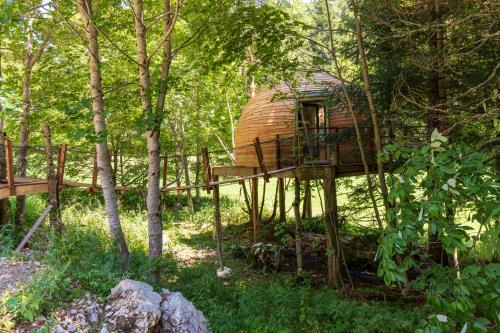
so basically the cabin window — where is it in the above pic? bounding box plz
[297,102,328,161]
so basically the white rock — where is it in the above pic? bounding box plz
[160,289,211,333]
[104,279,162,333]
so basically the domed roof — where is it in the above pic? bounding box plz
[234,71,346,168]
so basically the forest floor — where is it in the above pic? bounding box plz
[0,190,424,332]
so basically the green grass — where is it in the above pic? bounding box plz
[0,191,423,332]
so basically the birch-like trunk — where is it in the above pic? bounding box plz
[133,0,163,275]
[78,0,130,270]
[350,0,391,218]
[15,10,49,224]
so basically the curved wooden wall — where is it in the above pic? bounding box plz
[234,72,374,169]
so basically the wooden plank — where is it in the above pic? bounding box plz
[56,144,68,190]
[254,137,269,182]
[5,140,14,195]
[251,170,259,243]
[15,205,52,252]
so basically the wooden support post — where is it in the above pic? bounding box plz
[254,137,269,182]
[276,135,286,221]
[251,169,259,243]
[324,166,344,289]
[212,175,224,269]
[162,153,168,188]
[5,140,14,195]
[43,124,62,233]
[201,147,212,194]
[293,177,303,276]
[56,144,68,191]
[91,150,98,193]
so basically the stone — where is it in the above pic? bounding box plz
[104,279,162,333]
[160,289,211,333]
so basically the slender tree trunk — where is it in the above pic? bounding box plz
[179,107,194,212]
[324,167,345,289]
[427,0,448,264]
[15,56,33,224]
[350,0,391,219]
[133,0,163,280]
[15,11,49,224]
[78,0,130,270]
[43,124,62,233]
[194,87,201,202]
[293,178,303,276]
[324,0,383,231]
[0,35,8,226]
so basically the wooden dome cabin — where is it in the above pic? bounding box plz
[207,72,383,286]
[232,71,376,174]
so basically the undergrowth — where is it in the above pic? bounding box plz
[0,190,422,332]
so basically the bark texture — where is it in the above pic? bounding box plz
[324,0,383,231]
[78,0,130,269]
[15,16,49,224]
[350,0,391,219]
[43,124,62,233]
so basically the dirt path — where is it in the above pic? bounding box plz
[0,256,40,298]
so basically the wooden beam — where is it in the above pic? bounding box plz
[212,175,224,269]
[254,137,269,182]
[201,147,212,193]
[5,140,14,195]
[251,169,259,243]
[56,144,68,191]
[276,135,286,221]
[212,166,262,177]
[15,205,52,253]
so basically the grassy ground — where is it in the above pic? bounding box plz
[0,190,423,332]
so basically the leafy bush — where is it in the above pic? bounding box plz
[377,130,499,332]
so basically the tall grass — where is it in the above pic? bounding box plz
[0,191,422,332]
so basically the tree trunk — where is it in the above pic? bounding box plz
[133,0,163,281]
[0,37,8,226]
[15,11,49,224]
[78,0,130,270]
[293,178,303,276]
[178,107,194,213]
[427,0,448,264]
[324,0,383,231]
[324,167,344,289]
[302,180,312,219]
[350,0,391,219]
[194,87,201,202]
[15,61,33,224]
[43,124,62,233]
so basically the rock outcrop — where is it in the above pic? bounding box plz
[160,290,210,333]
[102,279,162,333]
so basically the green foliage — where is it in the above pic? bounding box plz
[377,131,499,331]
